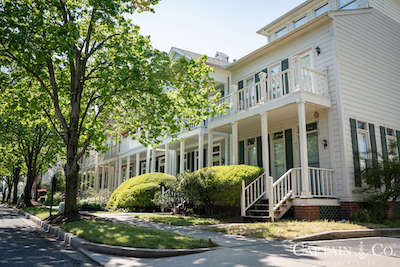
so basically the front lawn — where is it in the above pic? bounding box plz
[61,220,210,249]
[132,214,222,226]
[22,206,50,220]
[208,220,400,240]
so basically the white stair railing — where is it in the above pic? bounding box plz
[271,168,298,213]
[241,172,267,216]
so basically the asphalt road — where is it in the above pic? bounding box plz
[0,205,97,267]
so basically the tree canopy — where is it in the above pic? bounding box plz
[0,0,221,216]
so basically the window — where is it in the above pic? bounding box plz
[294,16,307,28]
[247,138,257,166]
[357,121,369,170]
[213,145,221,166]
[314,3,330,17]
[386,128,398,158]
[275,27,288,39]
[339,0,358,10]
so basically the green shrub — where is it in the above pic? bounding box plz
[107,173,176,210]
[78,200,102,211]
[179,165,263,212]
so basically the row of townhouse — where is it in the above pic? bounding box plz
[80,0,400,220]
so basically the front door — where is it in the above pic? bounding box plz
[307,131,320,168]
[273,132,286,178]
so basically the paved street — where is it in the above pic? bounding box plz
[0,206,97,267]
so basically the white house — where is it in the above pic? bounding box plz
[80,0,400,220]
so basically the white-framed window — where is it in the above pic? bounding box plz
[357,121,370,170]
[314,3,330,17]
[275,27,288,39]
[339,0,358,10]
[294,16,307,28]
[247,138,258,167]
[386,128,398,159]
[213,145,221,166]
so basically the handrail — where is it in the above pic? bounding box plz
[241,172,267,215]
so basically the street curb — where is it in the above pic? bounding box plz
[290,228,400,242]
[16,209,213,259]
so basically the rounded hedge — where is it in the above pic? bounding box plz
[107,173,176,210]
[180,165,264,209]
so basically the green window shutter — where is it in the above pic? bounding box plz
[238,80,243,90]
[155,156,159,172]
[203,149,207,168]
[396,130,400,157]
[285,129,293,170]
[350,118,361,187]
[281,59,289,94]
[368,124,378,164]
[177,155,180,173]
[239,141,245,164]
[380,126,388,161]
[256,136,263,167]
[191,151,195,171]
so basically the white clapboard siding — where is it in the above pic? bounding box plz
[334,8,400,198]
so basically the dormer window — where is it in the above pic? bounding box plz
[275,27,288,39]
[339,0,358,10]
[294,16,307,28]
[314,3,330,17]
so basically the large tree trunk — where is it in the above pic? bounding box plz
[23,169,35,207]
[2,186,7,202]
[12,167,21,204]
[64,133,80,217]
[6,183,12,203]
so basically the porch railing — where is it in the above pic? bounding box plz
[241,167,335,219]
[212,66,328,121]
[308,167,335,197]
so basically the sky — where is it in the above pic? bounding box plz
[131,0,307,61]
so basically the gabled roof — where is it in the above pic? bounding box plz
[169,47,230,68]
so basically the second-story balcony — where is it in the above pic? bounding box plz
[212,64,329,122]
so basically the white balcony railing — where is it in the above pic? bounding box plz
[211,65,328,121]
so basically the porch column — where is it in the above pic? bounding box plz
[224,136,229,165]
[114,161,118,189]
[151,148,156,173]
[117,157,122,186]
[260,111,270,176]
[145,147,151,174]
[298,101,311,197]
[207,129,213,167]
[101,166,105,191]
[198,133,204,169]
[232,121,239,164]
[180,141,185,174]
[136,152,140,176]
[94,165,99,193]
[126,155,130,180]
[107,165,112,191]
[165,143,170,174]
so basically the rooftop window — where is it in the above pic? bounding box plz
[275,27,288,39]
[314,3,330,17]
[339,0,358,10]
[294,16,307,28]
